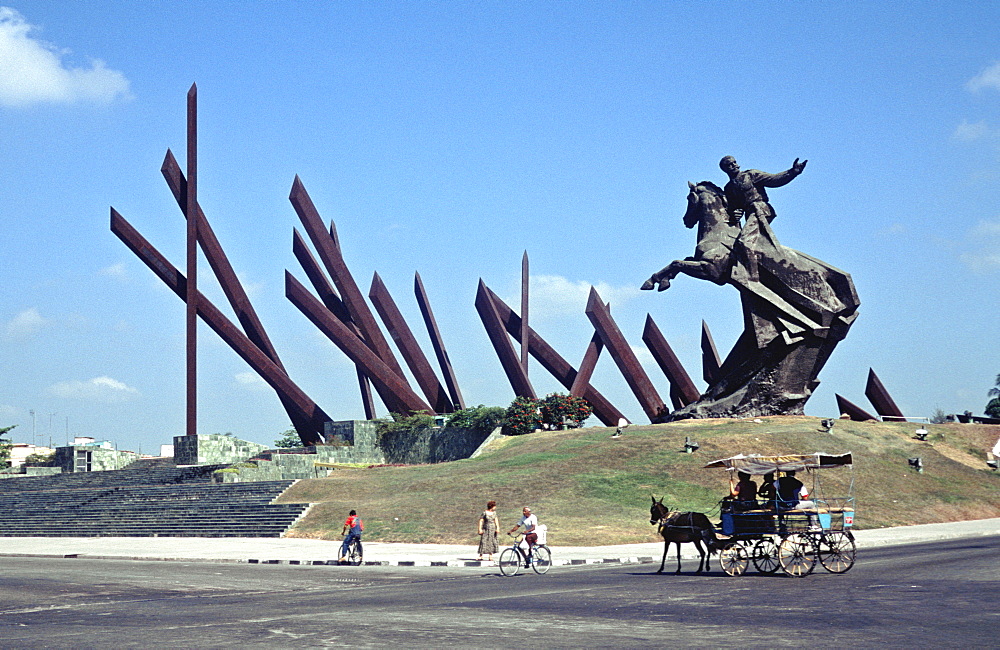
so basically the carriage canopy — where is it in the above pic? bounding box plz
[703,452,852,475]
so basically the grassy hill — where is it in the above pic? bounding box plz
[276,416,1000,546]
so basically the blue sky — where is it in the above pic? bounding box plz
[2,2,998,453]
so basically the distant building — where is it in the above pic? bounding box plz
[8,443,54,468]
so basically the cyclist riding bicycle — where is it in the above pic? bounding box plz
[507,506,540,565]
[338,509,363,564]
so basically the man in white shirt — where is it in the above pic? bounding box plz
[508,506,539,565]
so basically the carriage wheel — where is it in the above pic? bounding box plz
[719,541,750,576]
[498,548,521,576]
[778,533,816,577]
[818,531,856,574]
[752,537,781,574]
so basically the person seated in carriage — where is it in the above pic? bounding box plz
[729,472,758,512]
[757,471,777,508]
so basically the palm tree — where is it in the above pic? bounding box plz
[987,374,1000,418]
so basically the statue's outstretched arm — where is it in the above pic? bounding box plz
[756,158,807,188]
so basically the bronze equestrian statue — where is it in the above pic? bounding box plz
[642,157,860,419]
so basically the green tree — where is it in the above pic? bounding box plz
[274,428,303,448]
[445,405,505,435]
[0,424,16,468]
[986,374,1000,418]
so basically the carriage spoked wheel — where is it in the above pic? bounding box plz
[751,537,781,574]
[719,541,750,576]
[778,533,817,577]
[817,531,856,573]
[498,548,521,576]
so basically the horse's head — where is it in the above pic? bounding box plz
[650,496,668,525]
[683,181,725,229]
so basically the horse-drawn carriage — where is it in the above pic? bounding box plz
[708,452,857,577]
[650,451,856,577]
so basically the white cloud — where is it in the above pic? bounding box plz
[0,7,131,108]
[234,371,269,390]
[953,120,994,142]
[4,307,49,339]
[514,275,641,321]
[959,218,1000,273]
[99,262,128,280]
[47,376,139,403]
[967,61,1000,92]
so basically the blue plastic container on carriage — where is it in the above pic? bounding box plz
[721,513,735,535]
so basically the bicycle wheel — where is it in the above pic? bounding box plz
[498,548,521,576]
[778,533,817,577]
[818,531,856,574]
[531,545,552,574]
[347,540,363,566]
[719,541,749,576]
[752,537,781,574]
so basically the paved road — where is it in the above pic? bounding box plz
[0,536,996,647]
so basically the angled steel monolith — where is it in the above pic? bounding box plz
[585,287,668,423]
[835,394,877,422]
[483,286,623,426]
[475,280,535,399]
[642,315,700,407]
[865,368,905,421]
[414,272,465,411]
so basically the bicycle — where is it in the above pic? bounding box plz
[341,537,363,566]
[498,533,551,575]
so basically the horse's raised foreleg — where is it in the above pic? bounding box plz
[641,260,684,292]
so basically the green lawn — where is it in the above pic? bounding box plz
[277,416,1000,545]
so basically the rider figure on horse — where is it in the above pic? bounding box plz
[719,155,807,226]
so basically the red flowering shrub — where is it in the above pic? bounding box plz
[539,393,592,429]
[502,396,542,436]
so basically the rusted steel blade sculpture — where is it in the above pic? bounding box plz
[700,320,722,385]
[570,331,603,399]
[185,84,198,437]
[475,280,535,399]
[286,272,434,414]
[111,209,328,444]
[414,272,465,410]
[288,176,415,415]
[370,272,453,413]
[865,368,905,421]
[162,151,322,440]
[288,177,407,381]
[642,315,700,407]
[482,286,623,426]
[585,287,669,423]
[521,251,529,374]
[835,394,877,421]
[292,228,376,419]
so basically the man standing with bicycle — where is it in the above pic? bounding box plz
[508,506,539,565]
[338,509,363,564]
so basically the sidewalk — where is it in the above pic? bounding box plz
[1,518,997,568]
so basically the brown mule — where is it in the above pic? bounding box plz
[650,496,722,574]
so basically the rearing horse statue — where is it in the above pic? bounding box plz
[641,181,739,291]
[641,175,860,419]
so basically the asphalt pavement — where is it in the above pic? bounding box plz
[1,517,997,568]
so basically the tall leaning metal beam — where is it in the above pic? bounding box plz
[292,228,376,419]
[161,151,320,441]
[642,315,700,408]
[836,394,878,422]
[586,287,668,423]
[288,176,412,414]
[370,272,453,413]
[701,320,722,385]
[475,280,535,399]
[286,272,434,414]
[484,286,623,426]
[414,272,465,410]
[185,84,198,437]
[111,209,327,444]
[865,368,905,421]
